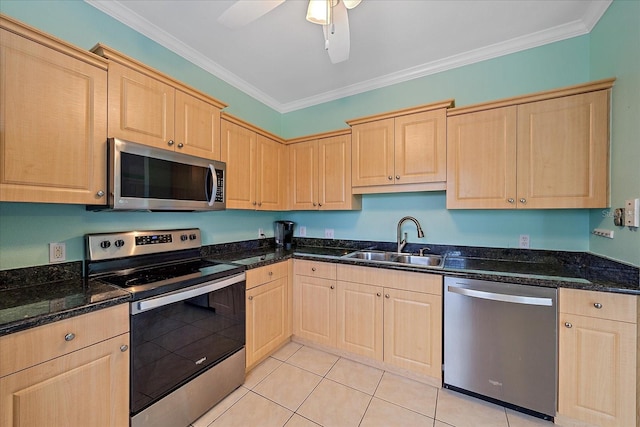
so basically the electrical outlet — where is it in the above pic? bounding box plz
[518,235,530,249]
[258,228,265,238]
[324,228,335,239]
[299,226,307,237]
[49,242,66,263]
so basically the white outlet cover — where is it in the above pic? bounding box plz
[49,242,66,263]
[518,235,530,249]
[299,226,307,237]
[325,228,335,239]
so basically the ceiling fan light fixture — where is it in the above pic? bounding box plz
[343,0,362,9]
[306,0,338,25]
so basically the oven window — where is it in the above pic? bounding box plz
[120,152,211,201]
[130,280,245,415]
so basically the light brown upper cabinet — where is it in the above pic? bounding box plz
[0,15,108,205]
[221,115,288,210]
[289,131,361,210]
[92,44,226,160]
[447,79,615,209]
[347,100,453,194]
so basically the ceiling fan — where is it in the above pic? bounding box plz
[218,0,363,64]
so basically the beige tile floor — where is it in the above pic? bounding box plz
[192,342,554,427]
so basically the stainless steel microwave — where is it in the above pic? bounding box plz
[90,138,226,211]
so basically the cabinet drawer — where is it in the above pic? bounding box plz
[293,260,337,280]
[0,304,129,377]
[337,264,442,295]
[246,261,289,290]
[559,288,637,323]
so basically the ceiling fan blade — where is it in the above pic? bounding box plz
[218,0,286,29]
[323,1,350,63]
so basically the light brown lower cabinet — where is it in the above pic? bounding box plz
[0,305,129,427]
[293,260,442,381]
[336,265,442,380]
[557,288,638,427]
[245,261,291,369]
[292,261,338,347]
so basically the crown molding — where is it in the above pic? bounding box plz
[85,0,612,114]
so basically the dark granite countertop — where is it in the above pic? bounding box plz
[0,262,131,336]
[206,238,639,295]
[1,238,637,337]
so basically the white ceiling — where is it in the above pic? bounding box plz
[85,0,612,113]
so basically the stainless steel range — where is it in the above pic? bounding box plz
[85,229,246,427]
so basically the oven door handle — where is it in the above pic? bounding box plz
[132,273,245,315]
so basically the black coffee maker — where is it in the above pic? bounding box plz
[274,220,295,250]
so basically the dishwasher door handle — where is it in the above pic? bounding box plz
[447,285,554,306]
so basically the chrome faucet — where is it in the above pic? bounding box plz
[397,216,425,253]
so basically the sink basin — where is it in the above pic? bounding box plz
[343,250,444,269]
[346,251,396,261]
[393,254,443,267]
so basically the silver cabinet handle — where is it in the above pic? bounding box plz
[564,322,573,328]
[396,175,400,180]
[248,296,253,301]
[376,292,381,297]
[520,198,527,204]
[96,190,105,197]
[252,201,257,206]
[120,345,128,352]
[311,267,316,272]
[388,176,393,180]
[385,294,390,298]
[313,203,317,206]
[330,285,335,289]
[508,198,515,204]
[64,333,75,341]
[594,303,603,309]
[167,140,175,146]
[318,203,322,207]
[177,142,184,148]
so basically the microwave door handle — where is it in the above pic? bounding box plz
[206,164,216,206]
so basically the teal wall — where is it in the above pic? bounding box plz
[0,0,638,269]
[588,0,640,266]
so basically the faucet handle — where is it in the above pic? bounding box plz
[418,247,431,256]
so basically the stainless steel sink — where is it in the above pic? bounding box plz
[346,251,397,261]
[394,254,443,267]
[343,250,444,269]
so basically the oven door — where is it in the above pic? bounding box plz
[130,273,245,416]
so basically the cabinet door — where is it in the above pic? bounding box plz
[446,106,517,209]
[107,62,175,151]
[394,110,446,184]
[351,118,395,187]
[517,91,610,208]
[384,289,442,379]
[246,277,288,369]
[0,334,129,427]
[290,140,318,210]
[558,313,636,427]
[221,119,256,209]
[256,135,287,210]
[336,281,383,360]
[0,29,107,204]
[318,134,358,210]
[293,275,336,347]
[174,90,221,160]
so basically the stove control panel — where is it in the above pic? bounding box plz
[86,229,202,261]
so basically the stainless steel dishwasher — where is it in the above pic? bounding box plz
[444,277,557,420]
